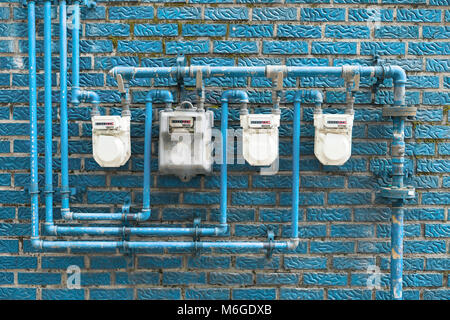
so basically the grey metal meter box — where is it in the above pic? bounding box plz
[158,105,214,181]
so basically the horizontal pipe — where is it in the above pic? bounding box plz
[45,224,220,237]
[34,239,294,251]
[110,65,387,81]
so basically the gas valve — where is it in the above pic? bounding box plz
[314,113,354,166]
[158,102,213,181]
[92,115,131,167]
[240,113,280,166]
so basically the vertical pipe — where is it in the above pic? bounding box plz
[142,100,152,218]
[391,200,404,300]
[390,115,406,300]
[292,100,300,239]
[44,0,53,226]
[220,100,228,227]
[28,0,39,241]
[391,118,405,189]
[71,1,80,98]
[59,0,70,215]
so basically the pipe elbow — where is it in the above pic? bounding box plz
[136,210,151,222]
[31,238,42,249]
[44,223,57,236]
[146,90,174,103]
[221,90,249,103]
[387,65,407,85]
[87,91,100,105]
[287,238,300,250]
[216,224,229,236]
[71,87,81,105]
[61,210,73,220]
[293,90,323,105]
[309,89,324,106]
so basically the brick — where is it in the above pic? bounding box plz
[256,273,299,285]
[17,272,61,286]
[277,25,321,38]
[85,23,129,36]
[263,41,308,55]
[409,42,450,55]
[42,289,84,300]
[397,9,441,22]
[232,288,276,300]
[230,25,273,38]
[0,288,36,300]
[157,7,202,20]
[375,26,418,39]
[205,8,248,20]
[166,41,209,54]
[312,42,357,55]
[134,24,178,37]
[349,9,393,22]
[117,41,162,53]
[284,257,327,270]
[162,272,206,285]
[301,8,345,21]
[252,8,296,21]
[214,41,258,54]
[90,289,133,300]
[138,288,181,300]
[209,272,253,285]
[331,225,374,238]
[325,25,370,39]
[303,273,347,286]
[185,289,229,300]
[182,24,226,37]
[329,289,372,300]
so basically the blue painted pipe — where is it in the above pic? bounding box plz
[36,240,290,251]
[59,0,70,218]
[390,116,406,300]
[220,90,249,233]
[70,0,100,114]
[28,0,39,244]
[71,0,80,103]
[293,90,323,239]
[110,65,405,106]
[43,0,53,230]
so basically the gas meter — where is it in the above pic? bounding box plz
[158,102,214,181]
[314,113,354,166]
[240,113,280,166]
[92,115,131,167]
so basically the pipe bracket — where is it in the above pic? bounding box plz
[383,106,417,118]
[266,227,275,259]
[380,186,415,200]
[193,216,201,256]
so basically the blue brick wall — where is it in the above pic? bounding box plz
[0,0,448,301]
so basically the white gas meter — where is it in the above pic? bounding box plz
[240,113,280,166]
[314,113,354,166]
[92,115,131,167]
[158,104,213,181]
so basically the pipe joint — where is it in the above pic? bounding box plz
[145,90,174,103]
[136,210,151,222]
[220,90,249,104]
[385,65,407,86]
[44,223,57,236]
[287,238,300,250]
[266,65,287,78]
[31,237,42,249]
[61,209,73,220]
[216,224,229,236]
